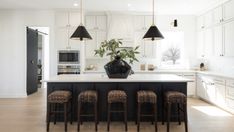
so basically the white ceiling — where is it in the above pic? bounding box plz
[0,0,228,15]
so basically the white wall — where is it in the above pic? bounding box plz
[0,10,56,98]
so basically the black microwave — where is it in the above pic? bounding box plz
[58,50,80,64]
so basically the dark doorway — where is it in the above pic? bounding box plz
[27,27,38,95]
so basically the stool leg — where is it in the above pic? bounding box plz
[167,102,171,132]
[77,101,81,132]
[54,104,57,125]
[95,101,98,132]
[124,102,128,132]
[64,103,68,132]
[47,103,51,132]
[178,103,181,125]
[162,102,165,125]
[137,103,141,132]
[154,103,157,132]
[183,103,188,132]
[70,99,73,124]
[107,103,111,132]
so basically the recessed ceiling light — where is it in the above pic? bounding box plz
[127,3,132,7]
[73,3,78,7]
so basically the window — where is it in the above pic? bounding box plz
[156,31,187,69]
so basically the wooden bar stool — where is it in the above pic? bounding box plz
[137,90,157,132]
[47,90,72,132]
[162,91,188,132]
[107,90,127,132]
[77,90,98,132]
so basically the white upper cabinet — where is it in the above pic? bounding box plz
[85,16,96,30]
[55,12,80,27]
[204,28,213,57]
[213,25,223,56]
[134,16,145,31]
[85,31,97,58]
[224,21,234,57]
[197,16,205,30]
[134,15,152,31]
[96,16,107,30]
[223,0,234,21]
[69,12,80,27]
[197,31,205,58]
[213,6,223,25]
[85,15,107,30]
[55,12,69,27]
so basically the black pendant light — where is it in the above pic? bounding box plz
[70,0,92,41]
[143,0,164,41]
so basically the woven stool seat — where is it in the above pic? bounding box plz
[48,90,71,103]
[164,91,186,103]
[137,90,157,103]
[78,90,97,103]
[108,90,127,103]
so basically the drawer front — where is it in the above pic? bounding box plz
[227,86,234,99]
[213,78,225,85]
[226,79,234,87]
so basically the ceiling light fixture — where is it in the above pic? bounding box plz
[127,3,131,7]
[143,0,164,41]
[70,0,92,41]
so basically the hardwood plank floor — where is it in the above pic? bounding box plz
[0,89,234,132]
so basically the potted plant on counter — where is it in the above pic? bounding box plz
[94,39,140,78]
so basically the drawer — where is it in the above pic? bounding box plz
[226,79,234,87]
[213,78,225,85]
[226,86,234,99]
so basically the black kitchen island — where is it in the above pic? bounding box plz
[45,74,191,122]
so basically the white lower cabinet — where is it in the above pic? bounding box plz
[197,73,234,114]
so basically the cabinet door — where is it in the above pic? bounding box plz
[55,12,69,27]
[197,76,206,99]
[96,16,107,30]
[144,15,153,29]
[204,11,213,27]
[134,31,144,58]
[69,12,80,27]
[55,28,69,49]
[144,41,156,58]
[204,28,213,57]
[197,31,205,58]
[85,31,96,58]
[85,16,96,30]
[213,25,223,56]
[96,31,107,50]
[224,21,234,57]
[213,6,223,25]
[206,83,216,103]
[223,0,234,21]
[69,27,82,49]
[197,16,204,30]
[183,74,196,96]
[215,83,226,107]
[134,16,145,31]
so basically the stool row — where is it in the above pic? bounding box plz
[46,90,188,132]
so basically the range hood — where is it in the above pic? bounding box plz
[107,13,134,47]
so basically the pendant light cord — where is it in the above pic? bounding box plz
[153,0,155,25]
[80,0,83,25]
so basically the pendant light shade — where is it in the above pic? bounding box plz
[143,0,164,41]
[70,24,92,41]
[143,25,164,41]
[70,0,92,41]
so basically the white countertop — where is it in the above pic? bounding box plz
[83,69,196,73]
[43,74,193,83]
[197,71,234,79]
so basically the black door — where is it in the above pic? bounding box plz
[27,27,38,95]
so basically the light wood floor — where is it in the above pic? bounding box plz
[0,89,234,132]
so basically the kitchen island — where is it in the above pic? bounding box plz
[44,74,192,121]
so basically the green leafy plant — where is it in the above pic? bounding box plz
[94,39,140,64]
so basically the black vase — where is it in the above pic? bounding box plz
[104,56,131,78]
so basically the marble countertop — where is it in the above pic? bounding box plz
[83,69,196,73]
[43,74,193,83]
